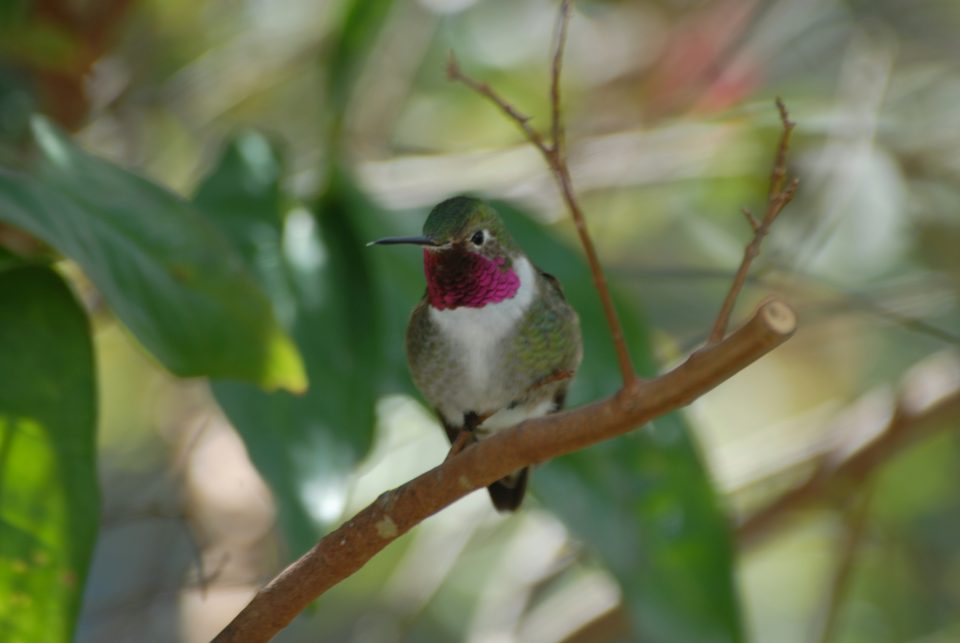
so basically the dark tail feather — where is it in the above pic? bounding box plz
[487,467,529,512]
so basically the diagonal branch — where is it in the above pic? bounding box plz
[445,53,550,154]
[447,0,637,387]
[737,351,960,547]
[213,300,797,643]
[709,98,798,343]
[810,487,873,643]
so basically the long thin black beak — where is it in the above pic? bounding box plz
[366,235,436,247]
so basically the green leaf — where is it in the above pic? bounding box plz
[0,266,98,643]
[536,422,743,643]
[330,174,428,397]
[0,117,305,391]
[197,139,384,551]
[326,0,394,136]
[494,202,744,643]
[0,245,22,272]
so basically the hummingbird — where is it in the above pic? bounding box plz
[371,196,582,511]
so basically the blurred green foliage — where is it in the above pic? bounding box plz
[0,119,305,391]
[503,203,742,640]
[0,266,97,643]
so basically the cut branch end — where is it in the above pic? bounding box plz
[759,299,798,336]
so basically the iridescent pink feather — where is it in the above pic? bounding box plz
[424,249,520,310]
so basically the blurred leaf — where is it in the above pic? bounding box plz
[0,70,35,158]
[493,202,743,642]
[192,0,400,544]
[326,0,394,139]
[191,131,292,323]
[536,421,743,643]
[0,245,22,272]
[0,266,98,643]
[332,174,427,396]
[0,116,305,392]
[197,138,386,551]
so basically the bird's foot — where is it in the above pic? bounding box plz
[444,410,492,461]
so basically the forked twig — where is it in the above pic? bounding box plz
[709,98,798,344]
[447,0,637,387]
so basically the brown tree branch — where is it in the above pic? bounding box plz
[547,351,959,640]
[447,0,637,386]
[213,299,797,642]
[709,97,798,343]
[810,487,873,643]
[737,351,960,547]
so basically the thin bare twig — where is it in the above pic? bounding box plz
[709,97,798,343]
[550,0,571,161]
[446,54,549,153]
[447,0,637,387]
[212,300,796,643]
[769,98,794,199]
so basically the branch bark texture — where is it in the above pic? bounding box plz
[213,300,797,643]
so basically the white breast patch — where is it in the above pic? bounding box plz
[429,255,537,408]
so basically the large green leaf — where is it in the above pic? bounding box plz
[197,138,386,551]
[0,117,305,391]
[494,202,743,642]
[0,266,98,643]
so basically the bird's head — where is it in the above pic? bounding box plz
[370,197,524,310]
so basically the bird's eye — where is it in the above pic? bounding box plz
[470,230,485,246]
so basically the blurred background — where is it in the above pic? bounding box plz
[2,0,960,642]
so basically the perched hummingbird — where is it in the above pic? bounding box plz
[371,197,582,511]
